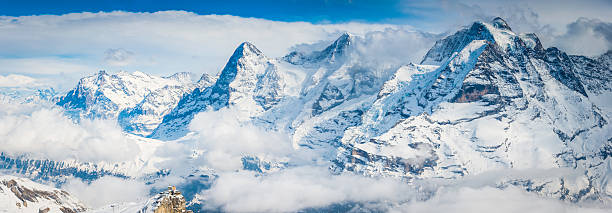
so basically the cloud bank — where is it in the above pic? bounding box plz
[392,186,608,213]
[62,176,149,209]
[0,11,399,79]
[0,74,41,87]
[0,100,141,163]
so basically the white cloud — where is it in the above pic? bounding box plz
[391,186,609,213]
[62,176,150,209]
[201,166,413,212]
[0,100,141,163]
[1,9,608,88]
[199,166,608,212]
[0,74,40,87]
[553,18,612,56]
[0,11,399,79]
[187,108,294,172]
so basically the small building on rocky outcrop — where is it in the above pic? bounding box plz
[145,186,192,213]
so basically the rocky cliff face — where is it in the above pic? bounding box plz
[140,186,192,213]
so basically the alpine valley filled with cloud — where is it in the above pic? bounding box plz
[0,0,611,212]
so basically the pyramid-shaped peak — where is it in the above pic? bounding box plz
[314,32,354,62]
[237,41,263,56]
[492,17,512,31]
[333,32,353,47]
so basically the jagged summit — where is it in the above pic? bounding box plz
[215,41,268,87]
[150,40,276,139]
[320,32,352,61]
[164,72,197,83]
[491,17,511,30]
[234,41,263,58]
[420,17,522,65]
[284,32,354,64]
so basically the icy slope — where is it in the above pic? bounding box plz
[150,42,296,139]
[0,175,87,212]
[153,33,398,148]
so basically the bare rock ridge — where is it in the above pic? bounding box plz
[142,186,192,213]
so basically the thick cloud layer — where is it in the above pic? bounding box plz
[0,11,399,86]
[392,186,608,213]
[554,18,612,56]
[0,74,42,87]
[188,108,294,172]
[202,166,414,212]
[62,176,149,208]
[0,99,141,163]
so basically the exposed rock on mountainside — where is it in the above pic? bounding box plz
[140,186,192,213]
[0,175,87,213]
[331,18,612,202]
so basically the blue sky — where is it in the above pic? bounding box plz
[1,0,411,23]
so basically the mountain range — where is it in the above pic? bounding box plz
[1,17,611,212]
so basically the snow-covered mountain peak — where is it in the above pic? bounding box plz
[195,73,217,89]
[235,41,263,58]
[313,32,353,63]
[214,41,270,91]
[283,32,354,65]
[420,17,520,65]
[491,17,511,31]
[164,72,197,84]
[57,70,196,121]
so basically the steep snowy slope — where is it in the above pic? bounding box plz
[0,175,87,212]
[57,71,196,135]
[332,18,612,203]
[153,33,398,147]
[150,42,297,139]
[118,73,215,136]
